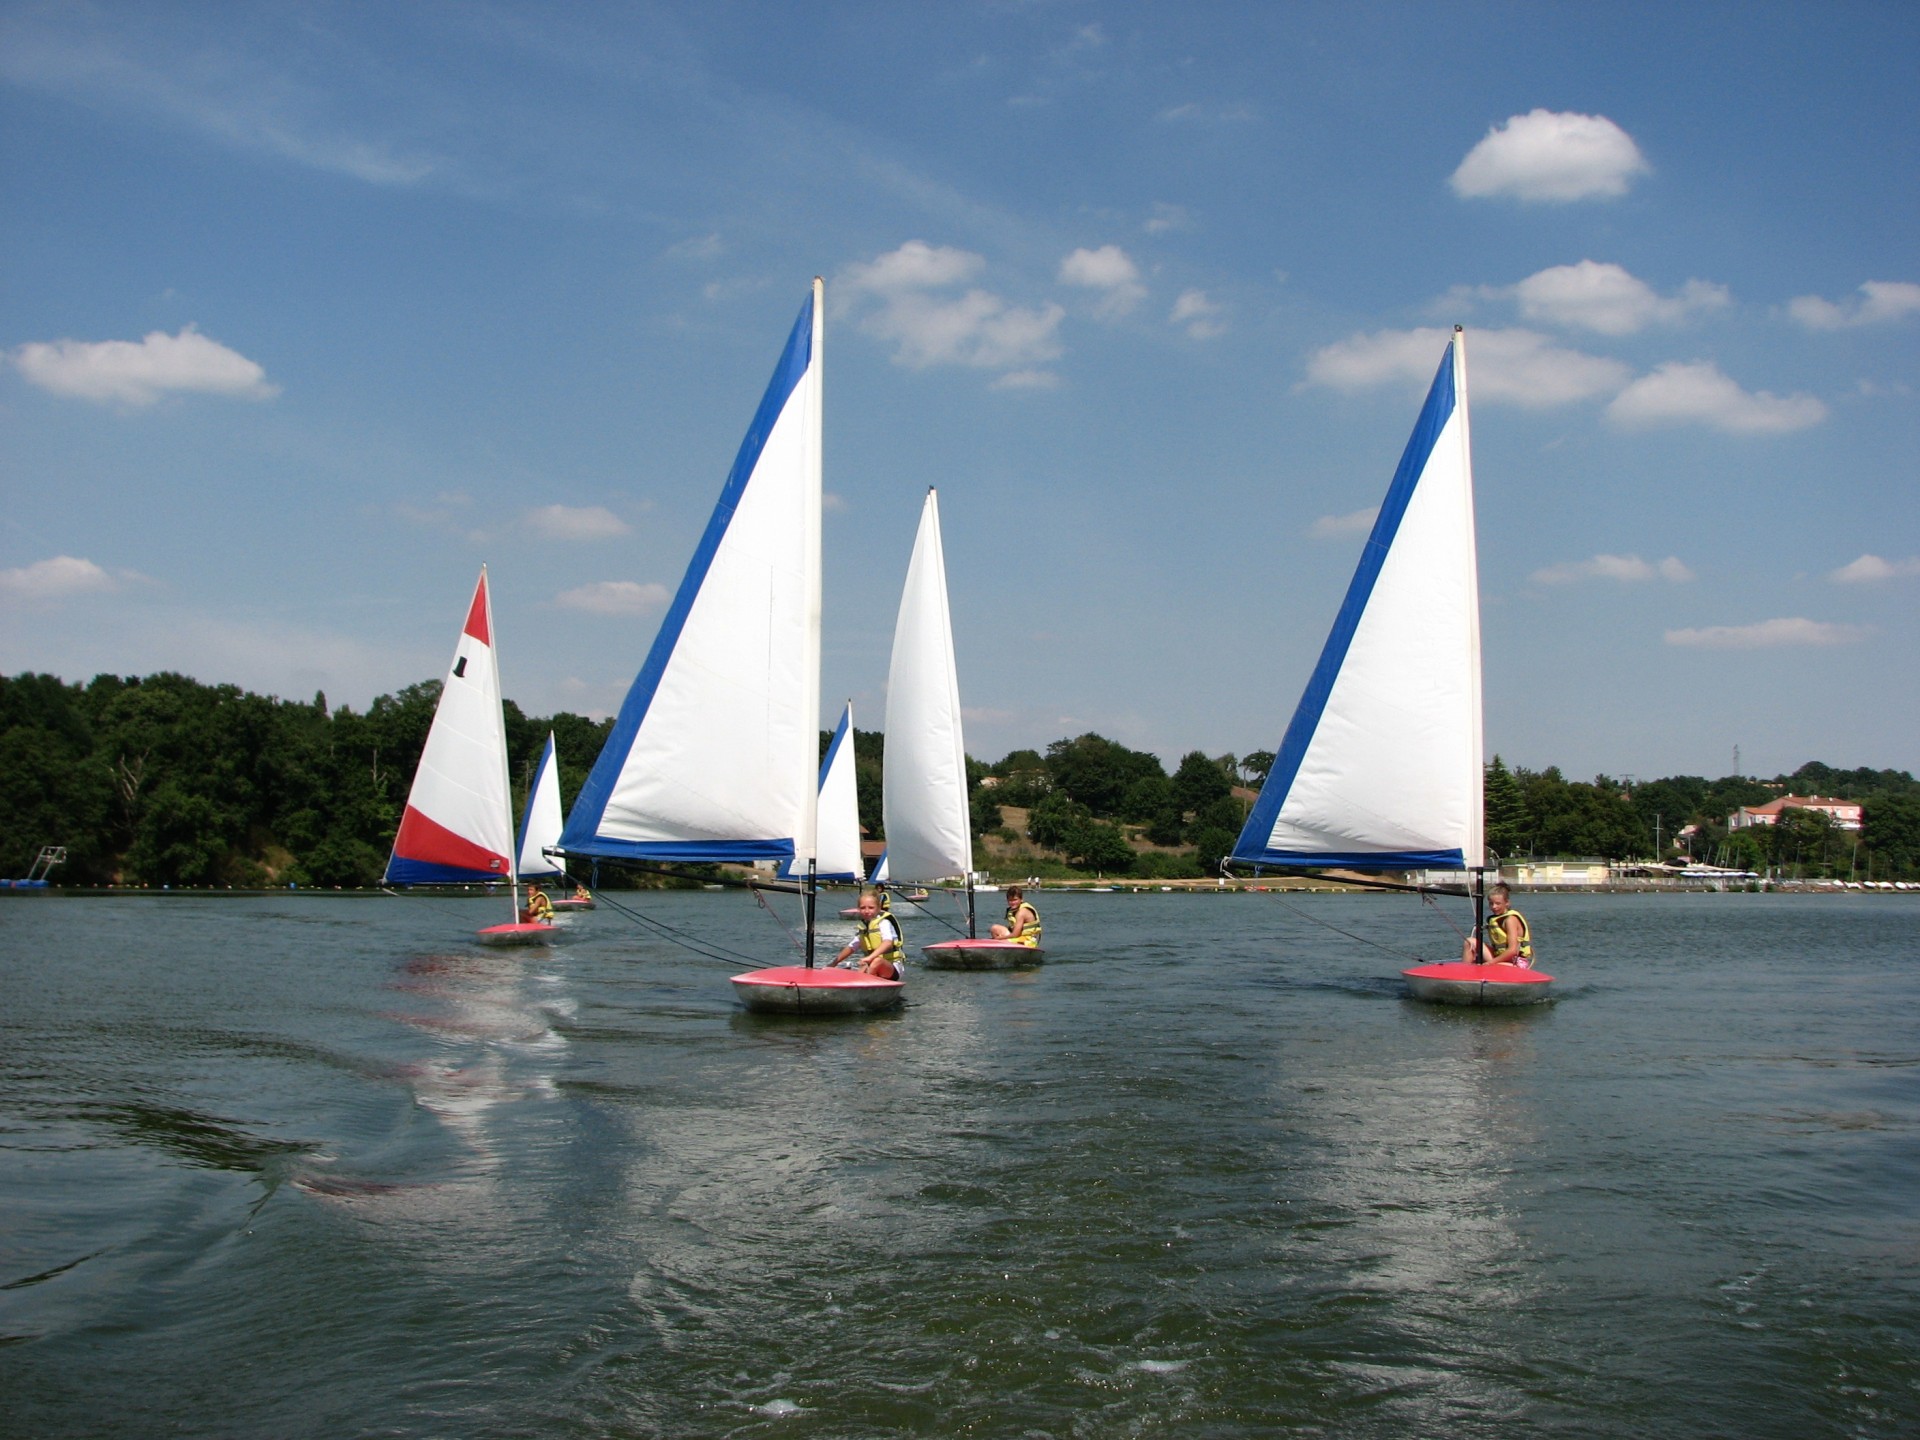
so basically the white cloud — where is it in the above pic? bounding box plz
[1665,617,1866,649]
[1169,289,1226,340]
[1530,554,1695,585]
[1829,554,1920,583]
[1310,507,1378,539]
[1144,202,1192,234]
[990,369,1062,391]
[1305,326,1631,407]
[1507,261,1729,335]
[838,240,983,298]
[11,325,278,406]
[666,233,725,261]
[1788,280,1920,330]
[553,580,670,616]
[1059,245,1146,318]
[0,555,124,601]
[1606,361,1827,434]
[523,505,630,541]
[1451,109,1650,202]
[0,23,434,187]
[837,242,1063,374]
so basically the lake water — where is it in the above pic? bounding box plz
[2,890,1916,1437]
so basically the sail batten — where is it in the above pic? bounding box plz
[1234,335,1484,872]
[560,283,824,865]
[881,489,973,886]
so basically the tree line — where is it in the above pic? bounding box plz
[2,670,1915,886]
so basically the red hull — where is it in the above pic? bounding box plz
[476,921,556,947]
[1402,961,1553,1006]
[921,938,1044,969]
[730,964,904,1015]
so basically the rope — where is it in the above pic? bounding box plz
[556,864,772,967]
[1419,889,1476,945]
[751,885,811,958]
[1259,887,1435,964]
[887,888,967,937]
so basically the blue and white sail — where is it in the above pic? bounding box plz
[780,702,863,882]
[560,281,824,865]
[881,489,974,886]
[515,732,566,880]
[1233,331,1485,871]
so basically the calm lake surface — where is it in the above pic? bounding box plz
[2,890,1915,1437]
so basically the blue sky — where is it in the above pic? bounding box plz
[3,0,1915,782]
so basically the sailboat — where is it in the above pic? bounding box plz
[516,733,591,910]
[877,489,1036,970]
[789,701,864,894]
[556,280,899,1014]
[1229,328,1551,1004]
[385,567,554,947]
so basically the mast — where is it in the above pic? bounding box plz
[1456,326,1489,945]
[801,275,825,964]
[1456,324,1487,885]
[482,565,522,926]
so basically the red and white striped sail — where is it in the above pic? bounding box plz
[385,569,517,886]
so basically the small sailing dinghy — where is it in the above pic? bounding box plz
[556,281,899,1014]
[516,734,592,910]
[1228,329,1550,1004]
[784,701,865,889]
[385,568,554,947]
[879,490,1038,971]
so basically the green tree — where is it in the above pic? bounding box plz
[1046,733,1164,817]
[1862,795,1920,879]
[1064,819,1132,872]
[1484,755,1528,859]
[1028,793,1093,849]
[1170,750,1231,819]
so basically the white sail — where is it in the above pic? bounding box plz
[881,489,973,885]
[781,702,863,882]
[515,732,565,879]
[385,568,517,885]
[561,281,824,866]
[1233,332,1485,871]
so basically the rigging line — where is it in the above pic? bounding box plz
[1259,887,1431,963]
[751,885,810,957]
[887,892,965,937]
[1419,890,1475,944]
[555,864,764,967]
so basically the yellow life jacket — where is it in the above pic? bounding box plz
[1487,908,1531,961]
[524,890,553,921]
[1006,898,1042,947]
[857,912,903,964]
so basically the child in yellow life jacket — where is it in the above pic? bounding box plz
[990,886,1042,947]
[835,888,903,979]
[522,884,554,923]
[1462,882,1532,967]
